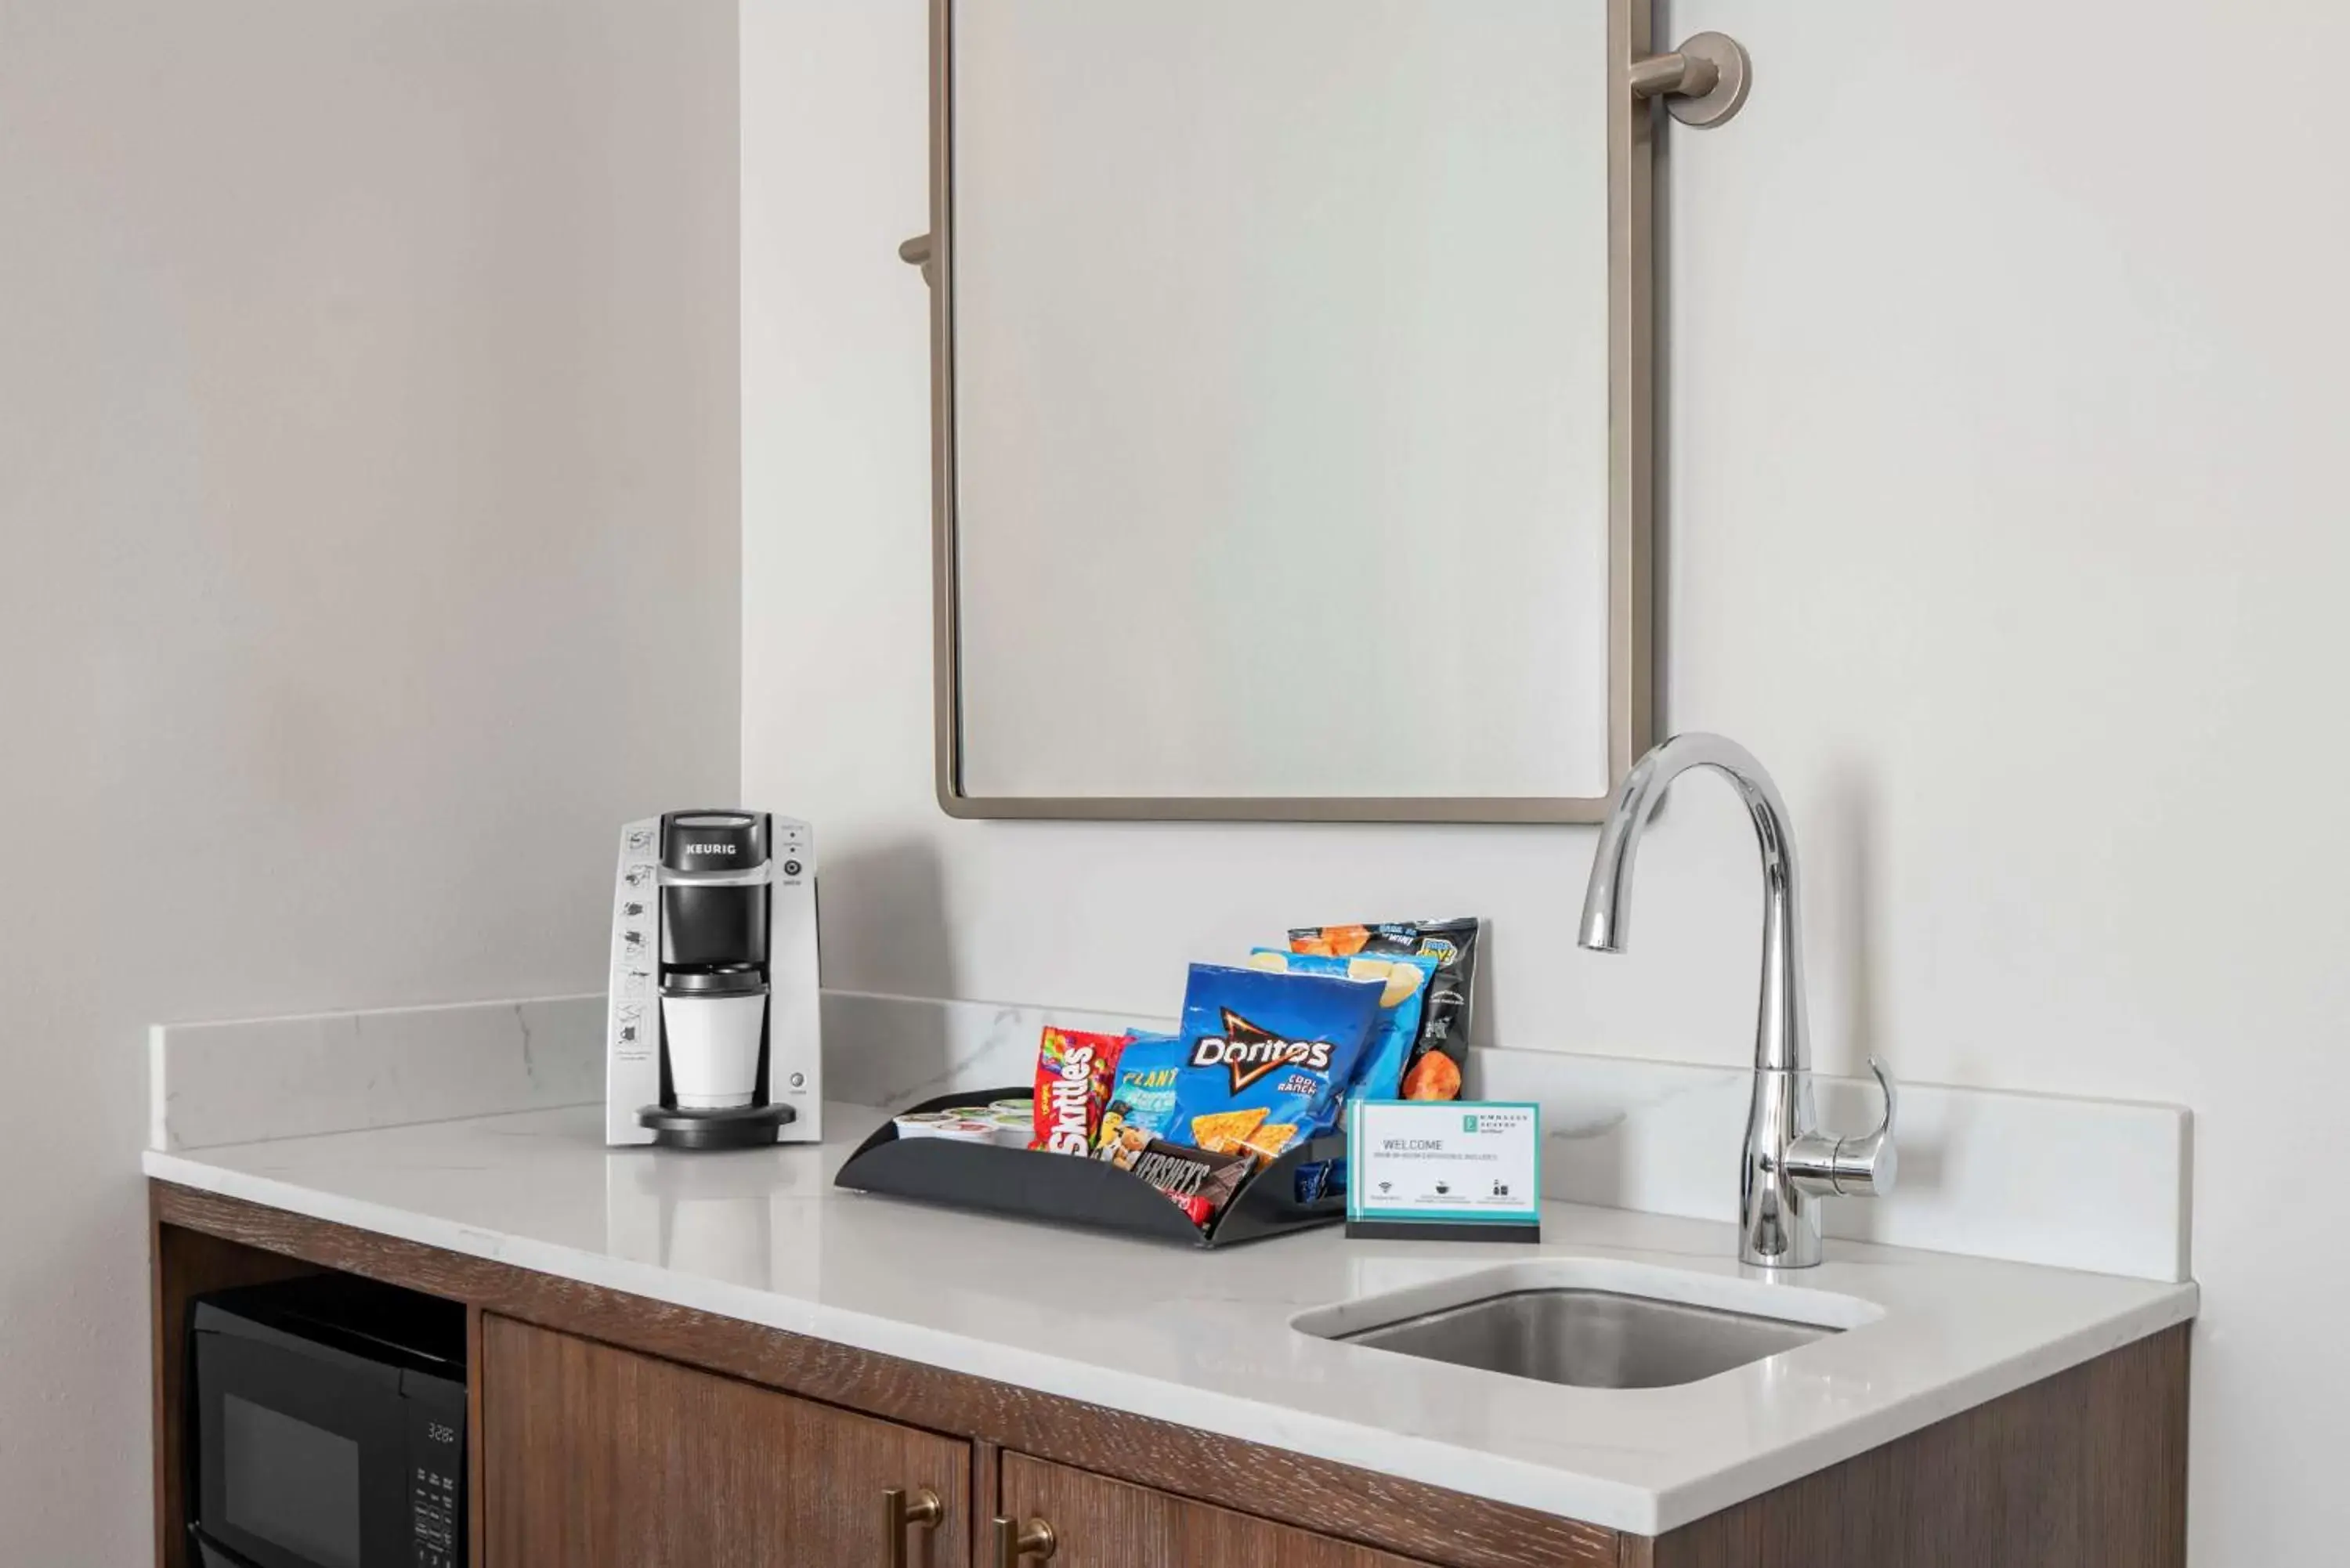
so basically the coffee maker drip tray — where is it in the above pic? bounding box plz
[636,1102,798,1151]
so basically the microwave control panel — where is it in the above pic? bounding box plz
[408,1405,465,1566]
[411,1461,460,1565]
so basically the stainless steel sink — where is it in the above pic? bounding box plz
[1332,1286,1838,1389]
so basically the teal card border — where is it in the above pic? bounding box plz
[1347,1099,1543,1224]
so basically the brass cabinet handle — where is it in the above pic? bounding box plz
[992,1515,1058,1566]
[884,1487,945,1568]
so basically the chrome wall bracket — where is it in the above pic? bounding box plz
[1630,31,1752,128]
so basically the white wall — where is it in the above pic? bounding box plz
[0,2,740,1559]
[743,0,2350,1557]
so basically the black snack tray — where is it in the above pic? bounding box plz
[833,1088,1345,1248]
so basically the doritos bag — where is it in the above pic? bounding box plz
[1165,963,1383,1167]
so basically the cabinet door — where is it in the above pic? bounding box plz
[483,1315,970,1568]
[999,1453,1441,1568]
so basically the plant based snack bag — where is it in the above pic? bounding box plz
[1167,963,1383,1167]
[1029,1028,1126,1154]
[1129,1138,1252,1229]
[1095,1033,1186,1170]
[1289,919,1481,1100]
[1246,948,1438,1103]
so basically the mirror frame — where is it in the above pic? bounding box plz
[912,0,1657,823]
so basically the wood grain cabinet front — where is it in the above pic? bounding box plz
[996,1451,1441,1568]
[481,1315,972,1568]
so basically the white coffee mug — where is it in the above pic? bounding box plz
[662,991,767,1109]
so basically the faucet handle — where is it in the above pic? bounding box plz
[1788,1057,1899,1198]
[1847,1057,1898,1196]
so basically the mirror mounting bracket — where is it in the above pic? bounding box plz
[1630,31,1753,128]
[897,233,935,287]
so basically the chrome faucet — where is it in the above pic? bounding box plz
[1578,733,1896,1269]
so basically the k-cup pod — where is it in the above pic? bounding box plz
[891,1111,958,1140]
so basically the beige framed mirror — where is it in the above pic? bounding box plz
[905,0,1741,822]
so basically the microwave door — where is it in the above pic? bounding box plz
[190,1328,412,1568]
[186,1523,269,1568]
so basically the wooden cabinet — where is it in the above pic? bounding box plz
[481,1315,971,1568]
[997,1452,1438,1568]
[153,1185,2189,1568]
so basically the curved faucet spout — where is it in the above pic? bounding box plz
[1576,734,1890,1269]
[1576,732,1809,1075]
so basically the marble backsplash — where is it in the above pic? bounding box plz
[816,990,2190,1283]
[146,988,1137,1153]
[150,995,605,1153]
[151,987,2190,1282]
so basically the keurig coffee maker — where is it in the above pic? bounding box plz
[605,811,822,1148]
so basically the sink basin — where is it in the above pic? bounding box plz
[1295,1259,1882,1390]
[1332,1287,1835,1389]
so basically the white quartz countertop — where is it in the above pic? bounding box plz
[145,1104,2197,1536]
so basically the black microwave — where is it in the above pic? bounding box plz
[185,1274,466,1568]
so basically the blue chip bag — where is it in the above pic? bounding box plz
[1095,1032,1187,1169]
[1167,963,1384,1166]
[1247,948,1438,1104]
